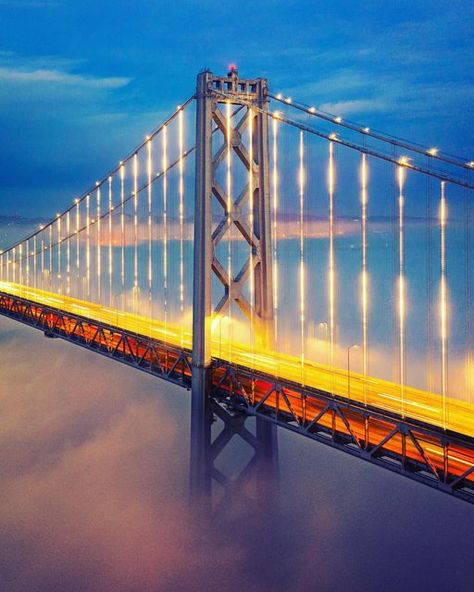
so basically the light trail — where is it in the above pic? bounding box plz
[440,181,448,429]
[397,165,406,417]
[1,278,473,439]
[361,152,369,404]
[299,130,305,385]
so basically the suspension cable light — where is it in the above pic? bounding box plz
[299,130,306,385]
[108,176,113,307]
[41,238,44,291]
[272,113,279,349]
[19,242,23,288]
[33,235,37,290]
[26,239,30,287]
[397,164,406,417]
[147,137,153,321]
[226,100,233,362]
[440,181,448,428]
[66,211,71,295]
[120,163,125,307]
[86,194,91,298]
[249,106,255,362]
[178,108,185,345]
[96,184,101,304]
[162,126,168,334]
[133,153,139,313]
[49,224,53,290]
[328,141,336,392]
[361,153,369,403]
[76,200,80,296]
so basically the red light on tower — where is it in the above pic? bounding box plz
[228,63,238,76]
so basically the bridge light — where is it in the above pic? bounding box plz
[56,213,60,218]
[74,198,79,204]
[427,147,438,156]
[309,106,316,113]
[467,161,474,168]
[276,93,283,100]
[363,127,370,133]
[285,97,292,104]
[96,181,100,186]
[334,116,342,123]
[329,133,338,141]
[398,156,411,166]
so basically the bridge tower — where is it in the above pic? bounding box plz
[190,69,276,499]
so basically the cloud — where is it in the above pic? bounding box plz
[0,0,60,6]
[0,66,129,89]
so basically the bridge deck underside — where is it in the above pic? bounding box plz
[1,289,473,503]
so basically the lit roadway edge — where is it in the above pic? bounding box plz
[1,280,473,442]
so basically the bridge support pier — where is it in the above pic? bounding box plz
[190,68,276,501]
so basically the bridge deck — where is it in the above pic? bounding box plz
[1,280,472,438]
[1,281,473,502]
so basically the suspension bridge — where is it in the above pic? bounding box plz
[1,68,473,503]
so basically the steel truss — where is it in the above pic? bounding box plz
[1,290,473,504]
[211,362,474,504]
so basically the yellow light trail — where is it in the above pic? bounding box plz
[272,114,279,347]
[299,130,305,385]
[440,181,448,429]
[397,165,406,417]
[1,279,473,438]
[328,141,336,392]
[361,152,369,404]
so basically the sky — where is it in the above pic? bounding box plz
[0,0,472,216]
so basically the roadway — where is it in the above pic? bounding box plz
[0,279,473,441]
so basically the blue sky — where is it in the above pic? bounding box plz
[0,0,472,215]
